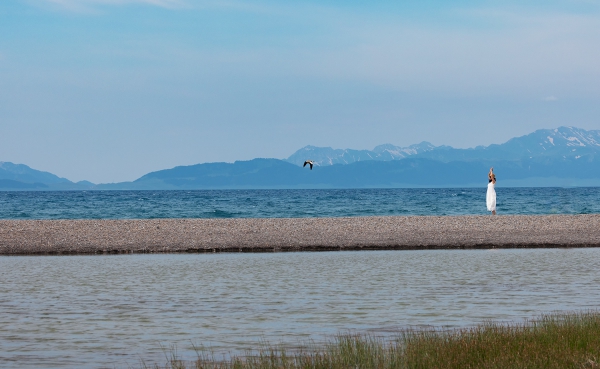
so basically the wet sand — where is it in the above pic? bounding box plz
[1,215,599,255]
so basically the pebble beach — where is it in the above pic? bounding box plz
[1,214,600,255]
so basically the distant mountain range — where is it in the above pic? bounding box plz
[285,141,437,167]
[285,126,600,166]
[2,126,600,190]
[0,162,94,190]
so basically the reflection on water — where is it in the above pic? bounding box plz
[1,249,600,368]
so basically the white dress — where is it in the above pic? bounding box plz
[486,182,496,212]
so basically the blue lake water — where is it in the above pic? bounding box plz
[1,187,599,219]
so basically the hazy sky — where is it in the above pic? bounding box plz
[1,0,599,183]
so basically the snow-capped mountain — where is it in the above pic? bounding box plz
[499,126,600,160]
[285,142,436,167]
[287,127,600,166]
[417,126,600,163]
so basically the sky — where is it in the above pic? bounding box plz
[1,0,599,183]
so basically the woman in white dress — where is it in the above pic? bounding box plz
[486,167,496,215]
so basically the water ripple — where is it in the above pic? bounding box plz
[0,187,600,219]
[1,249,600,368]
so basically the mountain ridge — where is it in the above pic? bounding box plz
[285,141,437,167]
[286,127,600,167]
[0,161,94,190]
[2,126,600,190]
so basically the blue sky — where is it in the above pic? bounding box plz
[1,0,599,183]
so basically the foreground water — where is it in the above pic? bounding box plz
[1,187,600,219]
[1,249,600,368]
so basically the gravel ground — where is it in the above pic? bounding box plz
[0,215,599,255]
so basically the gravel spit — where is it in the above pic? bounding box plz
[0,215,599,255]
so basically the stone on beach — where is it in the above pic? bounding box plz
[0,215,599,255]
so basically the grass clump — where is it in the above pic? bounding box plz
[401,312,600,368]
[144,311,600,369]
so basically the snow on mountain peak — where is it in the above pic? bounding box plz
[286,127,600,167]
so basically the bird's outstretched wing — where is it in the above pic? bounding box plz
[303,161,308,167]
[309,163,313,170]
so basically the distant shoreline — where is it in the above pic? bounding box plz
[1,214,599,255]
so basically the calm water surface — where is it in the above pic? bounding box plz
[1,249,600,368]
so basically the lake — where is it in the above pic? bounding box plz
[1,248,599,368]
[1,187,600,219]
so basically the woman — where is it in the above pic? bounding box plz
[486,167,496,215]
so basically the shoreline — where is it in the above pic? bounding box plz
[137,311,600,369]
[1,214,600,255]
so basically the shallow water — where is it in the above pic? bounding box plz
[1,249,600,368]
[1,187,600,219]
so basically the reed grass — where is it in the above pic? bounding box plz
[143,311,600,369]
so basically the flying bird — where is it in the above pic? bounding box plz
[303,160,314,170]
